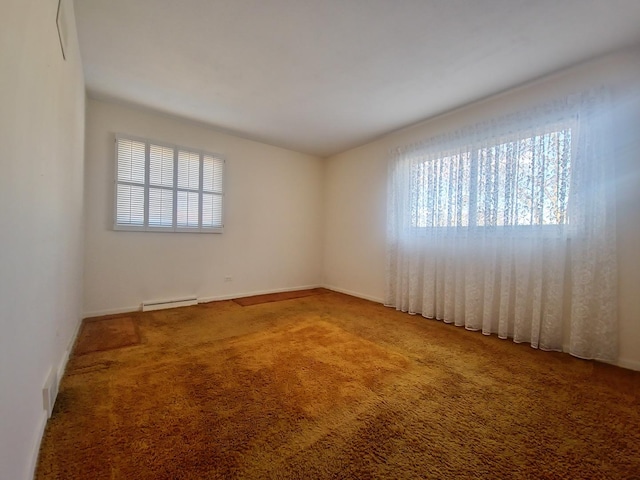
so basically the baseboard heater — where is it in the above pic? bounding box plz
[142,296,198,312]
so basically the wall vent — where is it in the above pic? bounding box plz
[43,368,59,418]
[142,296,198,312]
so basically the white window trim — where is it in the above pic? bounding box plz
[407,121,575,233]
[114,134,225,233]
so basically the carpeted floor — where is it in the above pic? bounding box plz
[74,316,141,355]
[37,292,640,479]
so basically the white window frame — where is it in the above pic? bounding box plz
[114,134,225,233]
[408,122,574,234]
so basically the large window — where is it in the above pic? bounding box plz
[410,126,572,230]
[115,135,224,233]
[387,90,618,362]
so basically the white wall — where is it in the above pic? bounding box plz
[323,46,640,369]
[0,1,86,479]
[84,99,324,316]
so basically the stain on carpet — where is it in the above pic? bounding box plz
[74,316,141,355]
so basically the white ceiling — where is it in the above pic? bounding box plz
[74,0,640,157]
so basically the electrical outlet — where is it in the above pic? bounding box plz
[224,276,232,282]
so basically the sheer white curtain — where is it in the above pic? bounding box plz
[385,91,618,361]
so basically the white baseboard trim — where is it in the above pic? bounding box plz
[199,284,323,304]
[28,410,48,480]
[32,314,84,478]
[616,357,640,371]
[83,305,141,318]
[321,285,384,304]
[84,285,326,316]
[57,316,83,380]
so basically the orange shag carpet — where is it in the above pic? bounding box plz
[74,316,141,355]
[37,292,640,479]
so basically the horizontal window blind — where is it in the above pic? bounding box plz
[114,135,224,233]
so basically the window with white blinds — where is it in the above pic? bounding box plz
[115,135,224,233]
